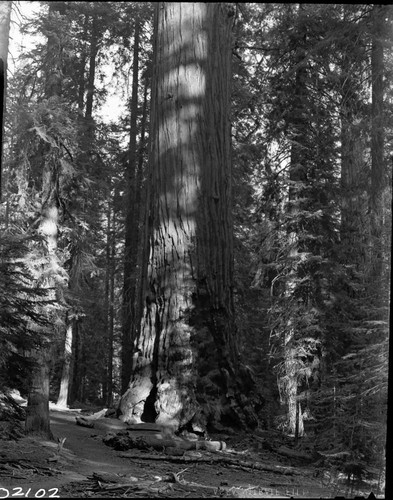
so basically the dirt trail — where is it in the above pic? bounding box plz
[50,409,129,468]
[0,408,138,497]
[1,408,378,498]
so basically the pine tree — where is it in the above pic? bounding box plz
[25,1,69,437]
[0,232,51,394]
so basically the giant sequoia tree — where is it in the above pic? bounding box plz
[120,2,255,431]
[1,3,390,491]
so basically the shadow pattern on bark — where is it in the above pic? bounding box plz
[120,3,258,433]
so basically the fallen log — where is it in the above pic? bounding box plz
[126,423,163,432]
[89,470,182,496]
[119,450,304,475]
[277,446,314,461]
[91,471,139,484]
[104,432,226,452]
[75,416,94,428]
[88,409,108,419]
[317,450,351,458]
[75,411,110,428]
[119,451,208,462]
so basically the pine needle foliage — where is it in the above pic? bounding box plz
[0,231,53,394]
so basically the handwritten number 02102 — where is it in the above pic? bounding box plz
[0,487,60,498]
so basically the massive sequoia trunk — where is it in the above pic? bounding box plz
[120,2,256,431]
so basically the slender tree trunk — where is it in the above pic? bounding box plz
[340,7,368,268]
[107,204,116,406]
[137,74,149,203]
[134,72,150,336]
[369,5,385,284]
[104,191,115,406]
[66,12,100,406]
[120,3,256,432]
[282,7,308,438]
[121,20,142,393]
[44,4,64,99]
[126,71,151,389]
[85,14,99,124]
[69,320,82,403]
[56,320,73,407]
[25,349,52,437]
[75,326,86,402]
[77,14,89,114]
[102,197,111,403]
[340,111,366,265]
[26,2,65,438]
[26,188,59,437]
[0,0,12,199]
[121,73,150,397]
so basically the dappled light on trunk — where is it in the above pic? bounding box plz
[120,2,255,431]
[0,3,389,497]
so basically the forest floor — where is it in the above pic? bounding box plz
[0,403,383,499]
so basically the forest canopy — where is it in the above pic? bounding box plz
[0,1,390,491]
